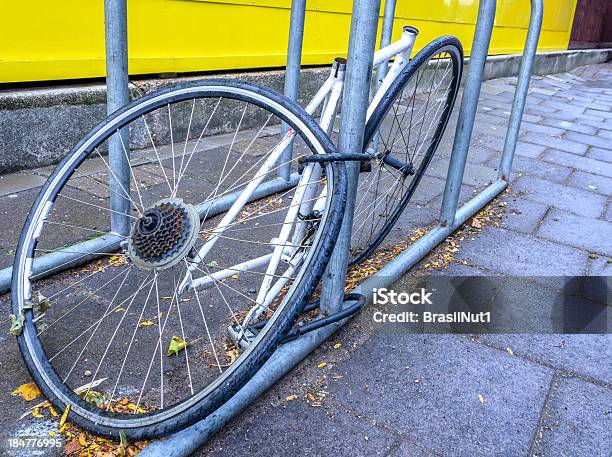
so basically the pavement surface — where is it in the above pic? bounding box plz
[0,62,610,456]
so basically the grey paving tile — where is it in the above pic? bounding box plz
[199,399,397,457]
[512,176,607,219]
[537,208,612,255]
[587,254,612,275]
[0,172,46,197]
[540,118,597,135]
[455,226,588,275]
[605,203,612,222]
[532,377,612,457]
[520,132,588,156]
[327,334,553,457]
[480,335,612,384]
[585,108,612,119]
[588,146,612,163]
[568,170,612,196]
[500,198,549,234]
[514,142,547,158]
[490,155,572,183]
[519,121,565,137]
[565,131,611,151]
[543,149,612,178]
[388,441,439,457]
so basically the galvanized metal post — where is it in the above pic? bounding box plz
[320,0,381,314]
[278,0,307,181]
[376,0,398,84]
[499,0,543,180]
[105,0,131,236]
[439,0,496,226]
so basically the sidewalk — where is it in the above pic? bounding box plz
[0,62,610,456]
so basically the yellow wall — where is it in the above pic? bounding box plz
[0,0,578,84]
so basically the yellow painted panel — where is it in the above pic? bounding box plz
[0,0,578,84]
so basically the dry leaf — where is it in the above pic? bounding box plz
[231,274,240,279]
[138,321,155,327]
[506,347,514,356]
[167,336,190,357]
[317,362,327,369]
[333,343,342,349]
[12,382,41,401]
[286,395,297,401]
[59,404,71,431]
[478,394,485,404]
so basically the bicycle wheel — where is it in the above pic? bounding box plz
[12,79,346,439]
[350,36,463,265]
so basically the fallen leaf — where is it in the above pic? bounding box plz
[138,321,155,327]
[59,404,71,431]
[206,260,219,268]
[471,218,482,228]
[506,347,514,356]
[119,431,128,457]
[9,314,25,336]
[115,307,125,313]
[333,343,342,349]
[12,382,41,401]
[478,394,485,404]
[74,378,107,395]
[317,362,327,369]
[167,336,190,357]
[78,433,87,447]
[231,274,240,279]
[286,395,297,401]
[64,439,81,455]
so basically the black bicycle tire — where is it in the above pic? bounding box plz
[12,79,347,439]
[350,36,463,266]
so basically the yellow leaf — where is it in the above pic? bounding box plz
[478,394,485,404]
[231,274,240,279]
[506,347,514,356]
[78,433,87,447]
[59,404,70,430]
[333,343,342,349]
[138,321,155,327]
[12,382,41,401]
[115,307,125,313]
[167,336,190,357]
[286,395,297,401]
[32,407,44,418]
[317,362,327,369]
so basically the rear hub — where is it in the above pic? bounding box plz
[127,198,200,270]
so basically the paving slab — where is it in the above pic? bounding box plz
[499,197,549,234]
[531,377,612,457]
[198,399,398,457]
[327,334,553,457]
[540,118,598,135]
[0,172,46,197]
[512,175,607,218]
[565,131,612,151]
[587,146,612,163]
[567,170,612,196]
[520,131,588,156]
[513,142,547,158]
[487,155,572,183]
[455,226,588,276]
[537,208,612,255]
[543,149,612,178]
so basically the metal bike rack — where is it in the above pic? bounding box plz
[141,0,544,455]
[0,0,543,453]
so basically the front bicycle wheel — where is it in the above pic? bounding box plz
[12,79,346,439]
[350,36,463,265]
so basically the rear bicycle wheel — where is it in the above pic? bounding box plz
[350,36,463,265]
[12,79,346,439]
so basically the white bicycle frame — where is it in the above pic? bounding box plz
[178,27,418,332]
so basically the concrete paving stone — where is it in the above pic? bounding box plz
[520,132,588,156]
[526,108,578,122]
[536,208,612,255]
[540,118,597,135]
[199,398,398,457]
[488,155,572,183]
[426,159,497,188]
[606,203,612,222]
[429,262,488,276]
[596,128,612,140]
[543,149,612,178]
[455,226,588,275]
[479,335,612,384]
[540,99,586,114]
[512,175,607,218]
[327,334,553,457]
[568,170,612,196]
[575,117,612,131]
[410,175,447,206]
[512,142,547,158]
[587,146,612,163]
[388,441,440,457]
[585,108,612,119]
[532,378,612,457]
[0,172,46,197]
[499,197,549,234]
[519,121,566,137]
[565,131,611,151]
[472,118,507,139]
